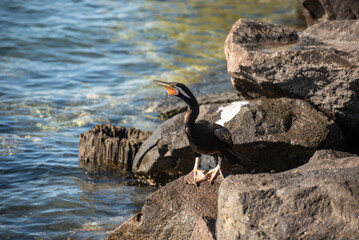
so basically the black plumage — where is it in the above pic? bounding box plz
[154,80,253,184]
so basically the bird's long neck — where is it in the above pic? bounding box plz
[183,97,199,133]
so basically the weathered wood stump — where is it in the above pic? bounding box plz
[79,123,152,176]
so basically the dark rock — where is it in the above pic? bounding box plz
[298,0,359,26]
[108,149,359,239]
[106,176,220,240]
[133,98,345,184]
[308,149,357,162]
[78,123,151,176]
[132,113,193,185]
[217,154,359,240]
[225,19,359,150]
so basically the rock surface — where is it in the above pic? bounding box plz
[217,151,359,240]
[133,98,344,184]
[107,149,359,240]
[298,0,359,26]
[308,149,357,162]
[190,216,216,240]
[132,113,194,185]
[225,19,359,150]
[106,176,220,240]
[79,124,151,176]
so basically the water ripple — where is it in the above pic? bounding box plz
[0,0,303,238]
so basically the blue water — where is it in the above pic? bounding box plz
[0,0,302,239]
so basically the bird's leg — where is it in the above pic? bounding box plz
[184,157,207,185]
[206,156,224,183]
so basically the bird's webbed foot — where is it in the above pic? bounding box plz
[206,165,224,183]
[184,169,207,185]
[184,156,207,185]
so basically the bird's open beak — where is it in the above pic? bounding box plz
[153,80,178,95]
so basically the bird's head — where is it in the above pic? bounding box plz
[153,80,194,101]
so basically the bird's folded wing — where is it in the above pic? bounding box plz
[210,123,233,147]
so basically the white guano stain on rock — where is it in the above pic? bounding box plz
[216,101,249,126]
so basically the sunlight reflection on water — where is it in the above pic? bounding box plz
[0,0,303,238]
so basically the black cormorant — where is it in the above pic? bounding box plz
[154,80,253,184]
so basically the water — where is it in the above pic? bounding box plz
[0,0,303,239]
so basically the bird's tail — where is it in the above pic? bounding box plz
[223,148,255,167]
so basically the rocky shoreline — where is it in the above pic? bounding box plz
[79,1,359,239]
[105,150,359,240]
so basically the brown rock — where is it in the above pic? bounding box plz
[298,0,359,26]
[78,123,151,176]
[132,113,193,185]
[190,217,216,240]
[106,176,220,240]
[217,154,359,240]
[133,98,344,184]
[225,19,359,150]
[108,149,359,240]
[307,149,357,163]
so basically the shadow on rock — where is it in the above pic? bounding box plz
[133,98,345,184]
